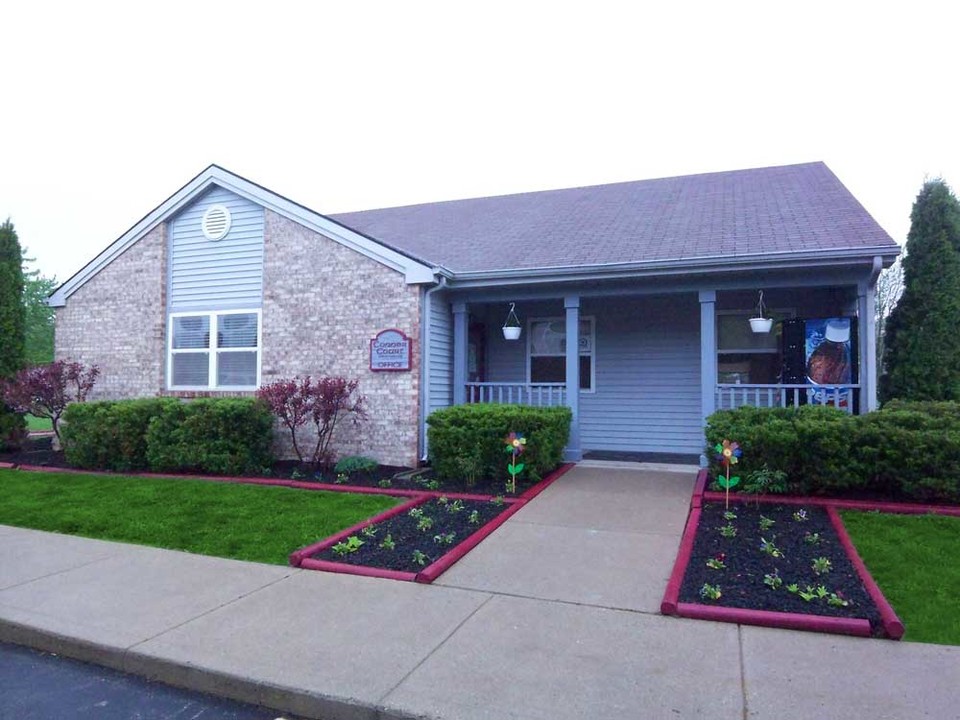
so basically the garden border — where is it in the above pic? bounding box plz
[662,471,920,639]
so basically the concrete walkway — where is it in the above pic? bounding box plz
[1,466,958,719]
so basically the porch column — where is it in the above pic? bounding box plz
[452,301,468,405]
[699,290,717,421]
[564,294,582,462]
[858,281,878,412]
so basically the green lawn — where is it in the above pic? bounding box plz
[842,510,960,645]
[25,415,53,432]
[0,469,400,565]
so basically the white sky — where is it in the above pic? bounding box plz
[2,1,957,283]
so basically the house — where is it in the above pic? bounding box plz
[49,162,900,467]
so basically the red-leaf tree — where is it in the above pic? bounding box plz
[257,376,367,467]
[0,360,99,445]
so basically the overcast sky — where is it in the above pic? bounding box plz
[3,2,957,283]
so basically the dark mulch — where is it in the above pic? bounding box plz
[310,497,510,573]
[0,436,63,467]
[679,501,884,634]
[317,467,539,498]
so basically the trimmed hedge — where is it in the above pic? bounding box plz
[427,404,571,483]
[706,402,960,503]
[63,398,178,471]
[61,397,274,476]
[145,398,274,476]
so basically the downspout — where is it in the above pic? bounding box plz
[420,271,448,463]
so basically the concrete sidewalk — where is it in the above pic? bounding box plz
[1,466,958,719]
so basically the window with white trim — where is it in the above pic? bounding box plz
[717,310,790,384]
[527,317,595,391]
[168,310,260,390]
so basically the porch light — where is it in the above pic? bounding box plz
[749,291,774,334]
[502,302,522,341]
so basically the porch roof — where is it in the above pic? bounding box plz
[331,162,899,277]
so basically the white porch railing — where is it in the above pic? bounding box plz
[465,382,567,406]
[715,383,860,413]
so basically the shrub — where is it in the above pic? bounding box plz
[145,398,274,476]
[257,376,367,467]
[427,404,571,483]
[334,455,379,474]
[0,360,99,446]
[62,398,178,471]
[706,404,960,502]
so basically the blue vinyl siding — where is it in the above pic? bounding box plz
[580,295,702,454]
[169,187,264,311]
[428,291,453,415]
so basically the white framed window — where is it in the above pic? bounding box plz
[717,309,792,384]
[168,309,261,390]
[527,316,596,392]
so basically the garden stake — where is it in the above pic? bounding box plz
[715,439,742,510]
[504,431,527,494]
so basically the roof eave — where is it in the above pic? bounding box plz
[443,245,901,289]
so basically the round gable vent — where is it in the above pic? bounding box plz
[201,204,232,241]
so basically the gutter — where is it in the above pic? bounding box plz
[419,271,448,462]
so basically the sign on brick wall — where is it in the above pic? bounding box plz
[370,329,412,372]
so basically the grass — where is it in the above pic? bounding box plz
[842,510,960,645]
[25,414,53,432]
[0,469,400,565]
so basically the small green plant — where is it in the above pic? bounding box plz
[763,569,782,590]
[360,525,378,539]
[290,468,305,480]
[759,537,783,558]
[334,455,378,475]
[700,583,722,601]
[759,515,775,531]
[786,583,799,593]
[723,510,737,521]
[827,591,850,607]
[331,535,364,556]
[446,499,465,513]
[803,531,821,545]
[408,507,424,519]
[412,549,428,566]
[416,475,441,491]
[334,473,349,484]
[416,515,434,532]
[377,478,392,488]
[437,496,448,506]
[793,509,809,522]
[706,553,726,570]
[741,464,788,505]
[719,523,737,538]
[812,557,833,575]
[468,510,480,524]
[491,495,505,507]
[378,534,396,550]
[797,585,818,602]
[433,532,456,546]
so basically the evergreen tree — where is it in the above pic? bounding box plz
[0,218,27,447]
[21,254,57,365]
[880,179,960,402]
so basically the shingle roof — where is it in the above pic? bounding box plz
[330,162,898,275]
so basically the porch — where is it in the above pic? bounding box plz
[425,278,878,463]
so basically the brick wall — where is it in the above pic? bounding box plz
[261,211,421,468]
[54,224,166,399]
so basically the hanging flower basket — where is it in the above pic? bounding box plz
[502,303,522,341]
[750,317,773,334]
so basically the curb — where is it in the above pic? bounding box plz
[0,618,399,720]
[674,603,872,637]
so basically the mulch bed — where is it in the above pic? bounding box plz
[309,497,510,574]
[678,501,883,633]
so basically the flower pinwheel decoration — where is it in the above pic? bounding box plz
[504,431,527,493]
[714,439,742,509]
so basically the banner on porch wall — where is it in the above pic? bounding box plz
[370,329,412,372]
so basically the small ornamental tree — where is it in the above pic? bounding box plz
[257,376,367,467]
[0,219,26,448]
[0,360,100,446]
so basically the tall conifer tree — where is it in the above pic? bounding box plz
[880,180,960,401]
[0,218,26,447]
